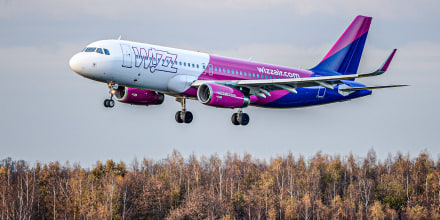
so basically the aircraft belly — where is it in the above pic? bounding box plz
[258,88,371,108]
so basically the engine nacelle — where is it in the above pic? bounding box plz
[114,86,164,106]
[197,83,250,108]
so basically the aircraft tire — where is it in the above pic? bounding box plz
[231,113,240,125]
[239,113,250,126]
[175,111,184,123]
[183,111,193,124]
[104,99,109,107]
[108,100,115,108]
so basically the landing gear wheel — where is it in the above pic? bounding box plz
[104,82,117,108]
[239,113,250,126]
[108,99,115,108]
[231,113,240,125]
[231,109,250,126]
[175,111,183,123]
[104,99,115,108]
[183,111,193,124]
[175,97,193,124]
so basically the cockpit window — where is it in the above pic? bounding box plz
[84,47,96,52]
[104,49,110,55]
[96,48,103,54]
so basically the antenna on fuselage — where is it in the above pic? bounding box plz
[117,35,122,40]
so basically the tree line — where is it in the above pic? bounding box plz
[0,149,439,219]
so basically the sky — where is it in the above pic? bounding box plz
[1,0,439,167]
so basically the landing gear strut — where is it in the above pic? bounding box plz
[231,108,250,126]
[104,82,117,108]
[175,97,193,124]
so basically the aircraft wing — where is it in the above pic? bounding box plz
[192,73,359,94]
[191,49,406,97]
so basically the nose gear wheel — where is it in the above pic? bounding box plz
[104,82,117,108]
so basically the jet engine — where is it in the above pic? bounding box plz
[114,86,164,106]
[197,83,249,108]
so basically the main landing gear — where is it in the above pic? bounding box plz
[104,82,117,108]
[231,109,250,126]
[175,97,193,124]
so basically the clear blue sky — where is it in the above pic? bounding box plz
[1,0,439,167]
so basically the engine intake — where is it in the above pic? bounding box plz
[197,83,249,108]
[114,86,164,106]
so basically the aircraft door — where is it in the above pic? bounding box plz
[203,63,213,76]
[317,87,326,99]
[208,64,213,76]
[120,44,132,68]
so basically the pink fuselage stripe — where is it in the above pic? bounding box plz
[198,55,313,82]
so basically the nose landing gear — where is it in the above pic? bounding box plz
[104,82,117,108]
[231,109,249,126]
[175,97,193,124]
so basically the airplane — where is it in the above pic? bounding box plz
[69,15,406,126]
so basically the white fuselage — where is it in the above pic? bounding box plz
[69,40,209,94]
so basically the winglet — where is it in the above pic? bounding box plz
[378,49,397,72]
[358,49,397,78]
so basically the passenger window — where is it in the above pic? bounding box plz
[227,69,230,73]
[197,64,199,68]
[223,68,226,73]
[209,66,212,70]
[215,67,218,71]
[192,64,195,68]
[184,62,186,66]
[179,61,182,66]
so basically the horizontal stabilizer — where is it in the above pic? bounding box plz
[339,84,408,92]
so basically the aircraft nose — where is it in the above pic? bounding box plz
[69,53,83,74]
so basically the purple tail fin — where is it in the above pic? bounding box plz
[311,15,372,76]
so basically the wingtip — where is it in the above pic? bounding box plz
[379,49,397,72]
